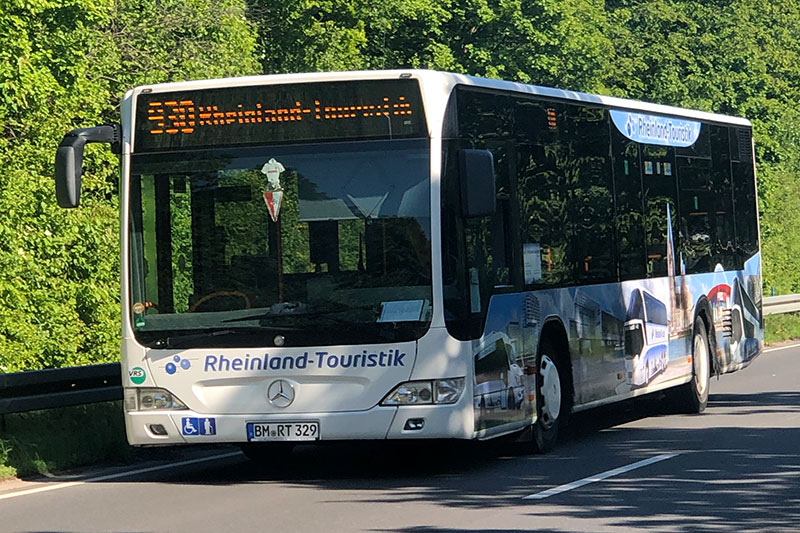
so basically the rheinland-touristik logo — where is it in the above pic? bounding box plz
[610,110,701,148]
[204,349,407,373]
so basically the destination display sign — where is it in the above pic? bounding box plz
[134,79,426,152]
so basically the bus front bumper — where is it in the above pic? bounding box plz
[125,403,475,445]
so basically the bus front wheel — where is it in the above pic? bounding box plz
[531,338,571,453]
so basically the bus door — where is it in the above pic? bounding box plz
[461,141,528,432]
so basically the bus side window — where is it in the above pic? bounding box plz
[677,157,713,274]
[455,90,519,310]
[563,104,615,285]
[462,144,513,310]
[517,141,571,288]
[612,131,647,281]
[515,101,570,288]
[642,145,679,278]
[710,125,737,270]
[730,127,759,265]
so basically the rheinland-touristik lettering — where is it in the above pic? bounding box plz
[609,110,701,148]
[204,349,406,372]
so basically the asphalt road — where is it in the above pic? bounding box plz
[2,343,799,532]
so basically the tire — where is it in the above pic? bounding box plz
[670,319,711,413]
[239,442,295,462]
[531,337,572,453]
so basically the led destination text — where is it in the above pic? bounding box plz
[204,349,407,372]
[146,96,414,136]
[134,80,426,151]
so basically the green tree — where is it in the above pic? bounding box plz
[606,0,800,293]
[249,0,614,90]
[0,0,259,371]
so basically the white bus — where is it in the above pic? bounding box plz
[55,70,763,456]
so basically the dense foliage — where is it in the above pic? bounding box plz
[0,0,258,371]
[1,0,799,370]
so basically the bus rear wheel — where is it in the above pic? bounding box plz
[670,319,711,413]
[531,338,571,453]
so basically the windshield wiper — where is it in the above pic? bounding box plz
[222,305,373,325]
[150,326,299,348]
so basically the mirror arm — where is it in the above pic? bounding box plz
[60,124,121,154]
[55,124,121,208]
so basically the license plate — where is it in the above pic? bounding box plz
[246,421,320,442]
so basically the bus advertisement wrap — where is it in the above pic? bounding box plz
[473,254,763,432]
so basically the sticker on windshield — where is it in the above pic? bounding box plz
[378,300,424,322]
[264,191,284,222]
[261,158,285,222]
[261,158,285,190]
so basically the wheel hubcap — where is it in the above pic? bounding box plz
[694,334,710,399]
[539,355,561,429]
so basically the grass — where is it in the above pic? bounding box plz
[764,312,800,345]
[0,439,16,479]
[0,401,134,480]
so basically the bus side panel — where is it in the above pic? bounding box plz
[472,293,538,435]
[474,280,679,427]
[474,285,632,432]
[472,253,762,432]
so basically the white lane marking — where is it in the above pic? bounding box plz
[0,451,242,502]
[523,453,679,500]
[764,342,800,353]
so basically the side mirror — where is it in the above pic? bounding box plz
[458,149,496,218]
[55,124,120,208]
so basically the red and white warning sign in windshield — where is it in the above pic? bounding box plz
[263,190,283,222]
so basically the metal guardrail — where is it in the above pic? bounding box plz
[0,363,122,415]
[762,294,800,316]
[0,294,796,416]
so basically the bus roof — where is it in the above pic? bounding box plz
[126,69,752,128]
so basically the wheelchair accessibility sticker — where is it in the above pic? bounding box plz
[181,417,216,436]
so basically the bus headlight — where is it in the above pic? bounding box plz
[381,378,465,406]
[434,378,465,404]
[125,388,188,411]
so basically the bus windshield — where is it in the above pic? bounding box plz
[129,139,432,348]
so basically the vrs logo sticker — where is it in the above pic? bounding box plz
[129,367,146,385]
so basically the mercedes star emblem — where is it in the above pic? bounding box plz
[267,379,295,408]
